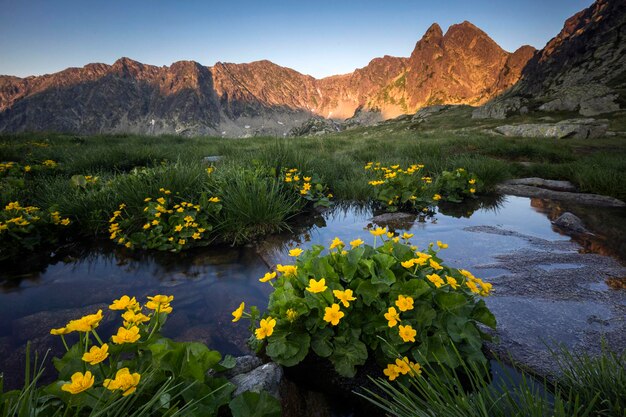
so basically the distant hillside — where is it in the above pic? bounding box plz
[0,21,533,136]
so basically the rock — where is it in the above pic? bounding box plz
[230,362,283,398]
[579,94,621,116]
[411,105,451,121]
[472,97,526,119]
[553,212,588,234]
[289,117,343,136]
[202,156,222,163]
[503,178,577,192]
[493,118,608,139]
[221,355,263,379]
[496,183,626,207]
[370,212,417,230]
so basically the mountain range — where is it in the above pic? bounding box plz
[0,0,623,136]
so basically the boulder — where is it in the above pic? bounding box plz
[579,94,621,116]
[230,362,283,398]
[553,212,588,234]
[472,97,526,119]
[503,178,577,192]
[495,183,626,207]
[493,118,608,139]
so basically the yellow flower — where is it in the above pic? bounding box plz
[466,280,480,294]
[427,273,445,288]
[391,164,400,169]
[469,179,476,185]
[60,218,71,226]
[384,307,400,327]
[369,227,387,237]
[125,242,132,248]
[66,310,103,332]
[174,224,183,232]
[143,223,151,230]
[276,264,297,277]
[109,295,139,311]
[446,276,459,289]
[429,259,443,270]
[306,278,327,293]
[121,310,150,326]
[303,176,311,182]
[112,326,141,344]
[436,240,448,249]
[383,363,400,381]
[192,232,201,240]
[395,357,411,375]
[395,295,414,312]
[144,198,152,202]
[408,361,422,376]
[302,182,311,191]
[333,289,356,307]
[61,371,94,394]
[398,324,417,343]
[323,303,344,326]
[146,295,173,313]
[232,302,245,322]
[255,317,276,339]
[401,259,415,269]
[50,327,71,335]
[401,232,414,240]
[24,165,31,172]
[368,180,385,186]
[433,194,442,201]
[178,239,186,245]
[470,188,476,193]
[286,308,298,322]
[82,344,109,365]
[329,237,344,250]
[289,248,304,257]
[209,197,220,203]
[259,271,277,283]
[104,368,141,396]
[350,238,364,248]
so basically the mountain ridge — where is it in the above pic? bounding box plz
[0,20,537,136]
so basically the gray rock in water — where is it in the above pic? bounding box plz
[493,118,608,139]
[370,212,417,230]
[230,362,283,398]
[553,212,588,234]
[496,184,626,207]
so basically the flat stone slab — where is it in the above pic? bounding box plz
[503,178,577,192]
[465,225,626,377]
[493,118,609,139]
[496,184,625,207]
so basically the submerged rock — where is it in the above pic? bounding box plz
[496,184,625,207]
[370,212,417,230]
[553,212,588,234]
[230,362,283,398]
[503,178,577,192]
[493,118,608,139]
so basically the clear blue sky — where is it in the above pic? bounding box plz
[0,0,593,79]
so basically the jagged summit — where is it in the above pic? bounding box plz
[0,16,544,135]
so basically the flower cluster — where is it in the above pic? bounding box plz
[282,168,332,208]
[50,294,175,398]
[108,188,222,252]
[0,201,71,260]
[435,168,480,203]
[235,232,495,380]
[365,162,435,212]
[365,162,481,212]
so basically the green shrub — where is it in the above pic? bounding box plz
[280,167,332,208]
[0,201,72,261]
[436,168,480,203]
[365,162,436,212]
[236,232,495,378]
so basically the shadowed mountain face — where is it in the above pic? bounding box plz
[474,0,625,118]
[0,20,535,136]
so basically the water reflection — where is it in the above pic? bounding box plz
[0,194,622,390]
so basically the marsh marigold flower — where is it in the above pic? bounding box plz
[50,327,71,335]
[333,289,356,307]
[232,302,245,322]
[104,368,141,396]
[66,310,103,332]
[446,276,459,289]
[62,371,94,394]
[437,240,448,249]
[82,344,109,365]
[255,317,276,340]
[433,194,442,201]
[350,238,364,248]
[112,326,141,344]
[329,237,344,250]
[306,278,327,293]
[369,227,387,237]
[121,310,150,326]
[383,363,400,381]
[146,295,173,314]
[395,295,414,312]
[323,303,344,326]
[398,324,417,343]
[259,271,277,283]
[427,273,445,288]
[276,264,297,277]
[429,259,443,270]
[384,307,400,327]
[109,295,139,311]
[288,248,303,257]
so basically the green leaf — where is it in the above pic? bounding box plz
[229,391,281,417]
[311,327,334,358]
[471,299,497,329]
[329,329,368,377]
[356,280,389,306]
[266,332,310,367]
[434,292,468,310]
